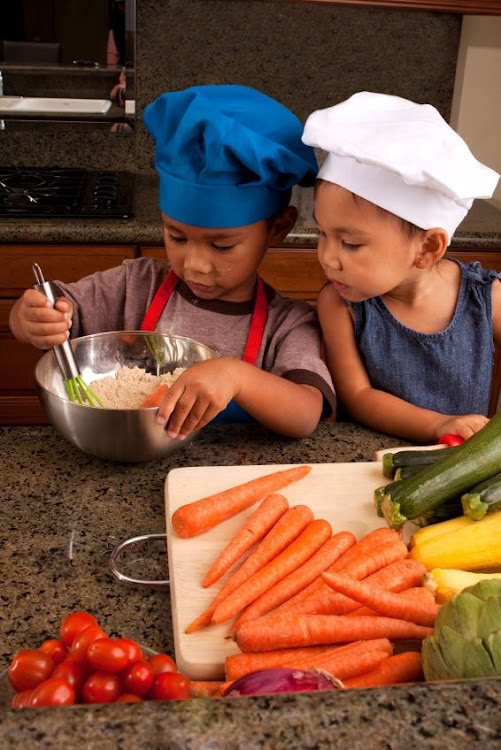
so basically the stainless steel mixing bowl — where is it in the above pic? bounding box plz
[34,331,219,462]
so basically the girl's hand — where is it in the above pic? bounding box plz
[155,358,242,439]
[9,289,73,349]
[432,414,489,442]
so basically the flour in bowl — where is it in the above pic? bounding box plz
[89,366,185,409]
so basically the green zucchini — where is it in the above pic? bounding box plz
[382,446,459,479]
[381,413,501,530]
[414,497,464,527]
[394,465,426,481]
[461,471,501,521]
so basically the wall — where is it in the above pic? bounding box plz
[0,0,462,174]
[450,15,501,207]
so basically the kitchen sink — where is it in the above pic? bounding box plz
[0,97,112,114]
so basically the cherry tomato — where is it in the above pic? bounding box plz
[52,659,85,697]
[30,678,75,707]
[149,671,191,701]
[8,649,54,691]
[11,689,34,709]
[114,638,143,663]
[122,660,155,696]
[82,672,122,704]
[115,693,143,703]
[438,434,465,447]
[69,625,107,665]
[60,611,99,647]
[86,638,129,673]
[40,639,68,666]
[148,653,177,676]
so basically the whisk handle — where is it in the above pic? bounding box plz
[34,279,80,380]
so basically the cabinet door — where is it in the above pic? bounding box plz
[1,245,136,424]
[0,245,137,298]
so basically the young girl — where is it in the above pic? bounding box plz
[302,91,501,443]
[9,85,335,441]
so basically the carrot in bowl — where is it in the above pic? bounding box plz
[172,465,312,538]
[139,383,170,408]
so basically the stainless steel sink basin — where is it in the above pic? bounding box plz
[0,97,112,114]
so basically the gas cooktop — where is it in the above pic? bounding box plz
[0,167,134,219]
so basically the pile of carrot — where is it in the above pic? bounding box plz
[171,465,437,692]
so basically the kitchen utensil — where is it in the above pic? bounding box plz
[164,461,414,681]
[32,263,104,407]
[34,330,219,462]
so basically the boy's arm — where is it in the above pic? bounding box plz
[317,284,488,443]
[155,357,324,440]
[492,277,501,349]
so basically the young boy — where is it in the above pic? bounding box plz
[10,85,336,440]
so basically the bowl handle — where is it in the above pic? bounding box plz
[109,533,169,587]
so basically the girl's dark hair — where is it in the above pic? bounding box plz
[351,192,423,240]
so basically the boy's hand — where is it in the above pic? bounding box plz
[432,414,489,442]
[155,358,242,439]
[9,288,73,349]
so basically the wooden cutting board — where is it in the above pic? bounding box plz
[164,461,412,681]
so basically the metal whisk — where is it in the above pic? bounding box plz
[32,263,104,407]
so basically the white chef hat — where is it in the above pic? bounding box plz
[302,91,500,242]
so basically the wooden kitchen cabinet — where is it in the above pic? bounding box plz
[2,243,500,423]
[0,245,137,424]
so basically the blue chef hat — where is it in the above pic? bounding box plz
[143,85,318,228]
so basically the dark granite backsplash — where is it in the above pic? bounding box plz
[0,0,462,175]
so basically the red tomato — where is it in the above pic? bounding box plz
[115,693,143,703]
[8,649,54,691]
[30,678,75,707]
[148,653,177,676]
[52,659,85,697]
[149,671,191,701]
[86,638,129,673]
[60,611,99,647]
[69,625,107,665]
[11,689,34,709]
[122,660,155,696]
[114,638,143,663]
[40,639,68,666]
[438,434,465,447]
[81,672,122,704]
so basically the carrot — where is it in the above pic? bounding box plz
[289,638,393,669]
[184,504,314,634]
[139,383,170,408]
[286,639,394,681]
[189,680,228,698]
[343,652,423,689]
[202,494,289,588]
[235,614,433,652]
[211,518,333,624]
[232,531,356,628]
[225,646,334,681]
[272,537,409,617]
[172,465,312,538]
[347,586,436,617]
[321,571,440,626]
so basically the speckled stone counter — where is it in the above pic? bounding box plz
[1,421,500,749]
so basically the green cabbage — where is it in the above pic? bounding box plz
[422,579,501,680]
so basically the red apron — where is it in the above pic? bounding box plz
[140,270,268,421]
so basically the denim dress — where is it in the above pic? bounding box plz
[352,261,500,416]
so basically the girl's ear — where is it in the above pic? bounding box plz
[268,206,298,244]
[415,227,449,269]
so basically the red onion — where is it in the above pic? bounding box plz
[222,667,344,697]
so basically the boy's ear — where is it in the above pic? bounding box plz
[415,227,449,269]
[268,206,298,244]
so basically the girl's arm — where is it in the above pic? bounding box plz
[317,284,487,443]
[155,357,324,440]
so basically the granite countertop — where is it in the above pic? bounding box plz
[1,420,500,749]
[0,172,501,249]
